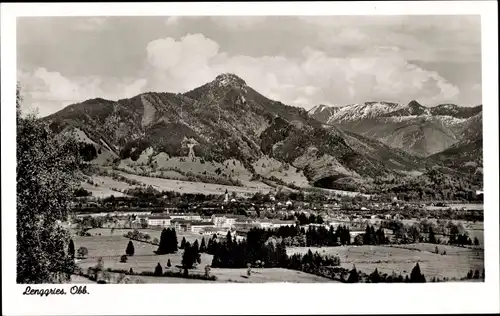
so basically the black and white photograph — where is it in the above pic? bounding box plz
[2,2,499,315]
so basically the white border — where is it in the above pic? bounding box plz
[2,2,499,315]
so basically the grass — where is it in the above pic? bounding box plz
[210,268,337,283]
[73,229,213,276]
[287,244,484,281]
[73,229,336,283]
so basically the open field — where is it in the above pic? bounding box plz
[73,230,213,275]
[73,234,334,283]
[115,171,273,196]
[209,268,337,283]
[75,228,211,245]
[426,203,483,211]
[287,244,484,280]
[73,229,336,283]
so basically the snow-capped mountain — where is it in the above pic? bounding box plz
[308,104,343,125]
[310,100,482,156]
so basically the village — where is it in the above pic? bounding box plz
[69,188,484,246]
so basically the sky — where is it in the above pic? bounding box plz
[17,15,482,117]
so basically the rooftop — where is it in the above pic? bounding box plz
[149,215,171,220]
[190,221,215,226]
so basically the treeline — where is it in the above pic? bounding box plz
[369,169,483,202]
[282,212,324,225]
[381,219,481,246]
[208,230,341,270]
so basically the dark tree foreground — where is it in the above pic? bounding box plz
[16,83,80,283]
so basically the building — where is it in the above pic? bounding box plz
[212,214,235,227]
[257,220,274,229]
[272,220,295,228]
[191,221,216,234]
[349,230,365,243]
[147,215,171,227]
[169,213,202,221]
[172,219,192,232]
[200,215,213,222]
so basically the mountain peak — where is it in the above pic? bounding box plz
[213,73,247,88]
[407,100,424,108]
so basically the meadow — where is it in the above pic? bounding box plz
[287,244,484,280]
[72,228,333,283]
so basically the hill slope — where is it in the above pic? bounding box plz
[45,74,437,191]
[309,101,482,156]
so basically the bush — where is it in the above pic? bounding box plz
[120,255,128,263]
[77,247,89,259]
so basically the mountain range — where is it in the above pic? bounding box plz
[308,101,482,157]
[43,73,483,192]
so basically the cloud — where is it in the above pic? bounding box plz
[73,17,108,31]
[18,67,147,117]
[209,16,267,30]
[144,33,461,108]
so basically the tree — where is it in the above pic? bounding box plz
[68,239,75,260]
[353,234,364,246]
[410,263,426,283]
[368,268,381,283]
[182,242,201,270]
[474,237,480,246]
[200,237,207,252]
[157,228,176,254]
[207,238,213,254]
[154,262,163,276]
[428,226,437,244]
[77,247,88,259]
[347,265,359,283]
[473,269,480,279]
[17,82,80,283]
[193,239,200,253]
[180,237,187,249]
[120,255,128,263]
[126,240,135,256]
[167,259,172,268]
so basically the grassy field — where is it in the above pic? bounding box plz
[73,229,335,283]
[287,244,484,280]
[116,171,272,196]
[209,268,337,283]
[73,229,213,275]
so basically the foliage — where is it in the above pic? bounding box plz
[156,228,178,254]
[77,247,88,259]
[17,83,80,283]
[410,263,426,283]
[126,240,135,256]
[154,262,163,276]
[68,239,75,260]
[182,242,201,269]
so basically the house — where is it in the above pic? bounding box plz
[257,220,274,229]
[169,213,202,221]
[212,214,227,227]
[171,219,191,232]
[191,221,216,234]
[228,214,251,223]
[147,215,171,227]
[200,216,213,222]
[270,219,295,228]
